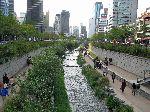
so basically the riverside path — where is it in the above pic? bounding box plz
[84,55,150,112]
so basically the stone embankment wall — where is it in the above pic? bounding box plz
[0,48,46,81]
[92,47,150,78]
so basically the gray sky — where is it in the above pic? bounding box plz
[14,0,150,27]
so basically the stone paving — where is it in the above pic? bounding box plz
[84,56,150,112]
[63,51,108,112]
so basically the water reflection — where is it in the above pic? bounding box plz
[63,50,108,112]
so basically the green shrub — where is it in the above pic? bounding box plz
[92,42,150,59]
[4,44,72,112]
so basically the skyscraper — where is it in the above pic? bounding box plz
[0,0,9,16]
[112,0,138,26]
[60,10,70,34]
[80,25,87,38]
[89,18,95,37]
[26,0,43,32]
[95,2,103,33]
[8,0,14,15]
[73,26,79,38]
[43,11,49,32]
[54,14,61,34]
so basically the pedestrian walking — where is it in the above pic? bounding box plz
[121,79,126,93]
[93,57,100,69]
[103,67,108,76]
[9,76,16,93]
[3,73,9,84]
[84,51,87,57]
[112,72,116,83]
[132,83,136,96]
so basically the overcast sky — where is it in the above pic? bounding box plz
[14,0,150,27]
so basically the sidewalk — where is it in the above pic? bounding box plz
[0,65,30,111]
[84,56,150,112]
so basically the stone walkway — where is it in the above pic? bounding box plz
[84,56,150,112]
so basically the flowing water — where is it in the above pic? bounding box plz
[63,50,108,112]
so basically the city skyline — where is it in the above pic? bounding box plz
[14,0,150,27]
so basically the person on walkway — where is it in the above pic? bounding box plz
[132,83,136,96]
[121,79,126,93]
[93,57,100,69]
[103,67,108,76]
[104,57,108,66]
[84,51,87,57]
[112,72,116,83]
[27,56,32,66]
[3,73,9,84]
[9,76,16,93]
[1,86,9,101]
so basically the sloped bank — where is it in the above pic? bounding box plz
[3,43,79,111]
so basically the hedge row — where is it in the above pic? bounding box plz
[0,40,55,64]
[4,46,71,111]
[92,42,150,59]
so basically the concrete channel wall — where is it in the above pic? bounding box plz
[92,47,150,78]
[0,48,46,81]
[90,47,150,100]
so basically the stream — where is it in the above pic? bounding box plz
[63,50,108,112]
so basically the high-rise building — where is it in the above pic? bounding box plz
[54,14,61,34]
[0,0,9,16]
[98,12,108,33]
[43,11,50,32]
[18,12,26,24]
[60,10,70,34]
[69,26,73,36]
[89,18,95,37]
[95,2,103,33]
[73,26,79,38]
[80,25,87,38]
[26,0,43,32]
[112,0,138,26]
[8,0,14,15]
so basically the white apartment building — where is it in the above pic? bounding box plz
[89,17,95,37]
[54,14,61,34]
[98,14,108,32]
[112,0,138,27]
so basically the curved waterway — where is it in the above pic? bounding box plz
[63,50,108,112]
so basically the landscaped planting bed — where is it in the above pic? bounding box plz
[92,42,150,59]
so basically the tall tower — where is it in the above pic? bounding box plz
[60,10,70,34]
[112,0,138,26]
[54,14,61,34]
[8,0,14,15]
[43,11,49,32]
[95,2,103,33]
[0,0,9,16]
[26,0,43,32]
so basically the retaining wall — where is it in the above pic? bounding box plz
[0,48,46,81]
[92,47,150,78]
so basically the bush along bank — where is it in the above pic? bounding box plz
[0,40,56,64]
[82,65,134,112]
[4,47,71,112]
[77,53,86,66]
[92,42,150,59]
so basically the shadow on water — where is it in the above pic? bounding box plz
[63,50,108,112]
